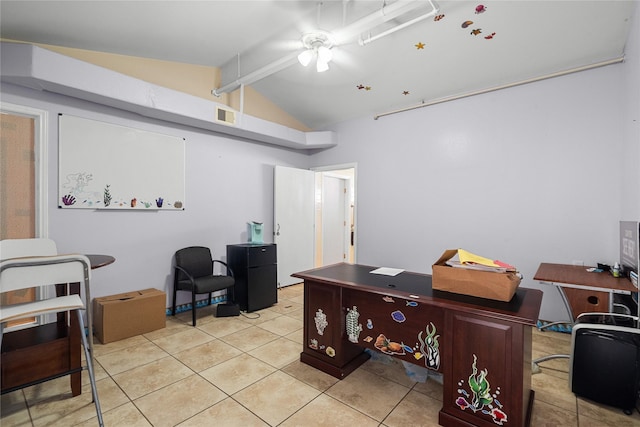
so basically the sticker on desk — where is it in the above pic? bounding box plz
[374,334,406,355]
[382,296,395,303]
[391,310,406,323]
[456,354,507,426]
[326,347,336,357]
[346,306,363,343]
[417,322,440,370]
[309,339,318,350]
[314,309,328,335]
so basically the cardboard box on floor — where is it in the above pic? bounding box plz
[93,288,166,344]
[432,249,521,302]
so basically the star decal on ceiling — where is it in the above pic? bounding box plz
[415,42,425,49]
[402,91,410,95]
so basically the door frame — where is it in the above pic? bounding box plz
[1,102,49,238]
[312,163,357,265]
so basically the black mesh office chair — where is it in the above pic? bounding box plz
[172,246,235,326]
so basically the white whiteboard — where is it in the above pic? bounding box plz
[58,114,185,210]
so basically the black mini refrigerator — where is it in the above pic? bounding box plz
[226,243,277,312]
[570,314,640,414]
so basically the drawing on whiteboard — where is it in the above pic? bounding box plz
[61,194,77,206]
[104,185,112,207]
[60,172,104,207]
[62,172,93,195]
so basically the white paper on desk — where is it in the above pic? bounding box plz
[370,267,404,276]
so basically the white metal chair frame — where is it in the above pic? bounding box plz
[0,254,103,426]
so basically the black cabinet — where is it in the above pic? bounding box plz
[227,243,277,312]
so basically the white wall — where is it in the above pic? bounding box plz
[312,51,637,321]
[622,1,640,219]
[1,83,312,306]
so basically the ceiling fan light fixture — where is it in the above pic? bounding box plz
[300,31,335,72]
[317,45,332,64]
[297,49,314,67]
[316,59,330,73]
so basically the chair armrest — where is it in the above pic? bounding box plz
[212,260,234,278]
[174,264,196,284]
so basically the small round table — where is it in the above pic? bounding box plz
[86,254,116,270]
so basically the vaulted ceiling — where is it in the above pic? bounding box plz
[1,1,636,130]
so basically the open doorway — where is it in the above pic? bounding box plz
[273,164,356,287]
[313,166,356,267]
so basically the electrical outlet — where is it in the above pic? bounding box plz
[572,260,584,266]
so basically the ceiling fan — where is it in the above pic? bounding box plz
[212,0,440,97]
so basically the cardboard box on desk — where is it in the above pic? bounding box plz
[432,249,521,302]
[93,288,166,344]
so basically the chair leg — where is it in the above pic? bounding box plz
[77,310,103,427]
[172,279,178,316]
[192,290,197,327]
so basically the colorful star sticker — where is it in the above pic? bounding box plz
[415,42,425,49]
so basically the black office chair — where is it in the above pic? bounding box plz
[172,246,235,326]
[570,312,640,415]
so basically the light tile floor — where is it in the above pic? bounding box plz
[2,284,639,426]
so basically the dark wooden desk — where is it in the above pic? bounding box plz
[293,263,542,427]
[1,254,115,396]
[534,263,638,320]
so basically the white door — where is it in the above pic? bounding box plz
[322,175,348,265]
[274,165,315,287]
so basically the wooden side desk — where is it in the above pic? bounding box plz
[1,254,114,396]
[534,263,638,322]
[293,263,542,427]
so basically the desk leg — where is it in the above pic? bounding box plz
[56,283,82,396]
